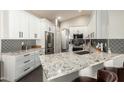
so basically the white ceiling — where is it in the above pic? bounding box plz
[26,10,92,22]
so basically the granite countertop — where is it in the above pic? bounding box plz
[1,48,44,56]
[40,51,119,81]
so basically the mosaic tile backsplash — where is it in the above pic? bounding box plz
[91,39,108,52]
[109,39,124,54]
[71,39,124,54]
[1,39,36,53]
[1,39,124,54]
[91,39,124,54]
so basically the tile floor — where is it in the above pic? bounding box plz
[17,66,43,82]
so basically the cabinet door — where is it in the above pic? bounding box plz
[37,18,42,39]
[34,17,41,39]
[34,52,41,68]
[1,11,29,39]
[9,11,19,39]
[10,11,29,39]
[29,15,41,39]
[37,19,42,39]
[96,11,108,39]
[0,11,5,38]
[29,15,36,39]
[21,12,29,39]
[113,55,124,67]
[104,60,113,67]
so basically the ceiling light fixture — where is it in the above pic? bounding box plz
[57,16,61,20]
[78,10,82,12]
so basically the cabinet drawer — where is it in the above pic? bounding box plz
[15,53,35,66]
[16,59,34,67]
[15,66,34,80]
[15,60,34,78]
[15,59,34,69]
[16,53,32,61]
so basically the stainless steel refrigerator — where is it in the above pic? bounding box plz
[45,31,54,54]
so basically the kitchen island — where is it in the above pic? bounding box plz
[40,51,120,82]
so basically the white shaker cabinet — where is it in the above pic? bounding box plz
[29,14,36,39]
[0,11,4,38]
[104,55,124,68]
[0,10,42,39]
[14,11,29,39]
[104,60,113,67]
[2,51,41,81]
[35,17,42,39]
[0,11,29,39]
[0,11,15,38]
[96,10,108,39]
[34,51,42,67]
[29,14,41,39]
[0,10,54,40]
[113,55,124,68]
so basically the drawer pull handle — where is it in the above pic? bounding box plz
[24,67,30,72]
[24,54,30,56]
[24,60,30,63]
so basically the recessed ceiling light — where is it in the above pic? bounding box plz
[57,16,61,20]
[78,10,82,12]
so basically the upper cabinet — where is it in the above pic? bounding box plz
[14,11,29,39]
[87,11,108,39]
[0,11,4,38]
[107,11,124,39]
[87,11,97,39]
[0,11,29,39]
[96,10,108,39]
[0,10,55,39]
[29,14,41,39]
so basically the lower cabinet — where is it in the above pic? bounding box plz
[34,51,41,68]
[2,51,41,81]
[103,60,113,67]
[112,55,124,67]
[79,63,104,78]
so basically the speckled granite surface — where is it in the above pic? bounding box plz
[1,48,44,56]
[40,51,119,81]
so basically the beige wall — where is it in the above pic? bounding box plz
[60,15,91,39]
[60,15,90,30]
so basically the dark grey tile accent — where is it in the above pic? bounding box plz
[109,39,124,54]
[91,39,124,54]
[1,39,36,53]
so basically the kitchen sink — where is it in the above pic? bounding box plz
[75,51,90,55]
